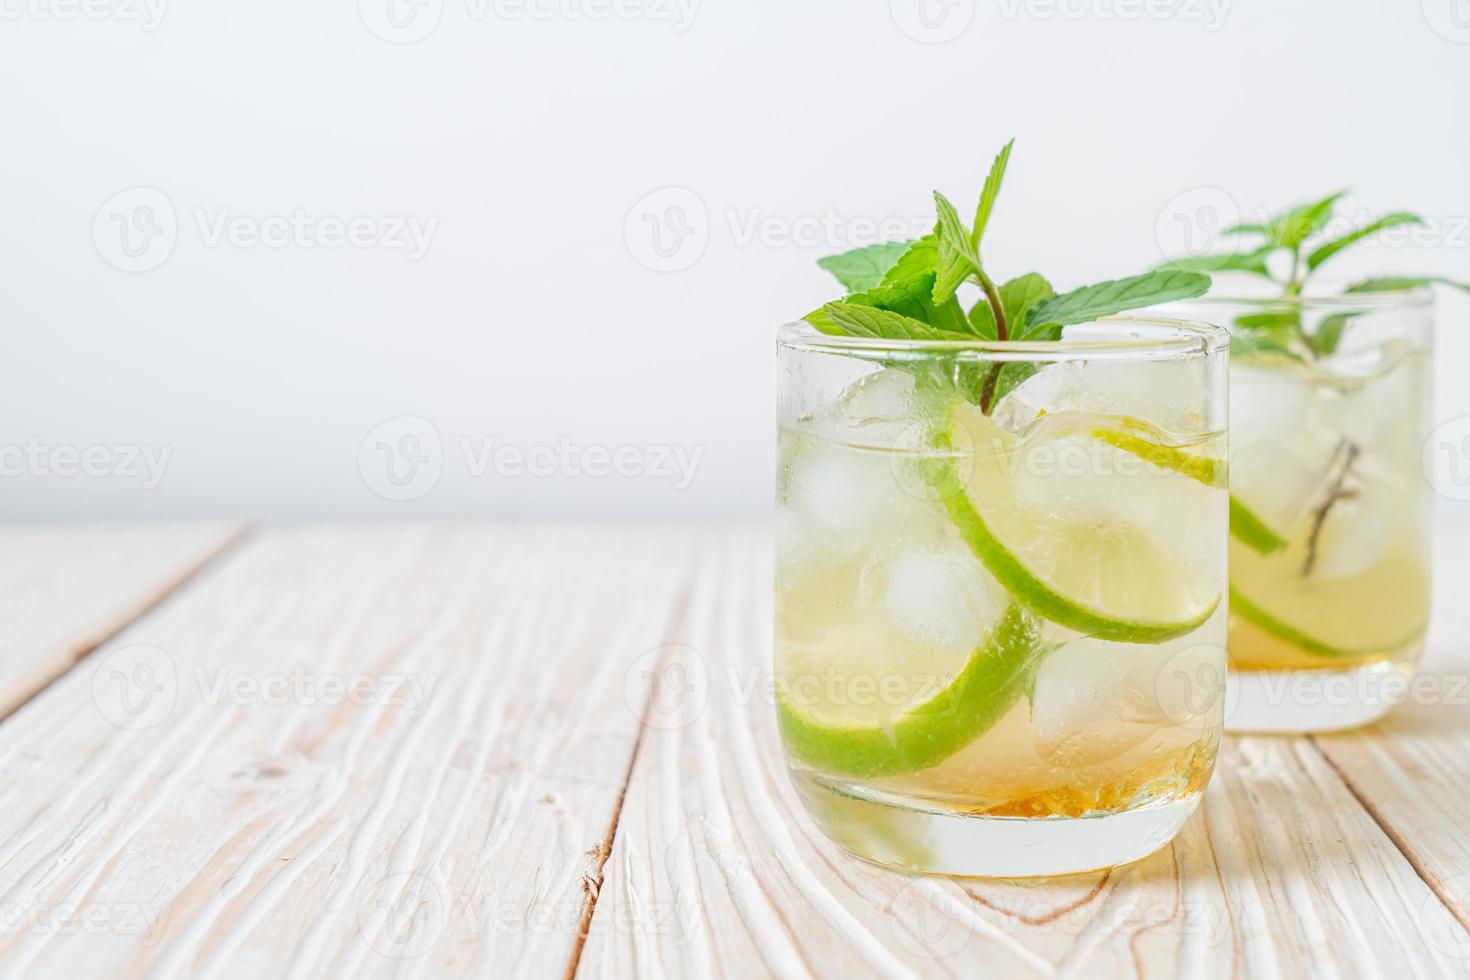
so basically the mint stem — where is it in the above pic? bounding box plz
[976,271,1008,413]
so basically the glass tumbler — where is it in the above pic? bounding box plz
[1166,292,1434,733]
[774,317,1229,877]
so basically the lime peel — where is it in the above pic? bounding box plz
[777,604,1040,778]
[1230,586,1427,659]
[1228,496,1289,555]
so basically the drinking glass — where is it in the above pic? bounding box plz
[1166,291,1434,732]
[775,317,1229,876]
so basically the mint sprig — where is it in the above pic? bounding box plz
[804,139,1211,414]
[1158,191,1467,359]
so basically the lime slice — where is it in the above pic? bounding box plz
[922,407,1221,644]
[1229,496,1288,554]
[1229,535,1430,662]
[777,604,1041,778]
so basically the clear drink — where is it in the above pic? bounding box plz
[775,318,1229,877]
[1172,293,1434,732]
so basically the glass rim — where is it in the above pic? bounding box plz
[1175,288,1435,312]
[778,315,1228,363]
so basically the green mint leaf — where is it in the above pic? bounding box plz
[1231,330,1302,363]
[1310,313,1355,357]
[1158,248,1276,277]
[1345,275,1470,294]
[1024,271,1211,328]
[1267,190,1347,249]
[809,302,960,341]
[968,302,997,340]
[1222,222,1271,237]
[972,139,1014,252]
[879,236,938,286]
[1306,212,1423,271]
[999,273,1055,340]
[817,241,915,293]
[932,193,980,303]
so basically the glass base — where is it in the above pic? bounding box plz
[1225,660,1414,733]
[790,772,1200,878]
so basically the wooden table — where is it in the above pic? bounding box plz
[2,523,1469,978]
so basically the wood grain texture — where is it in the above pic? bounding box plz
[2,524,1468,979]
[0,526,692,978]
[1308,521,1470,960]
[0,524,240,718]
[579,531,1470,979]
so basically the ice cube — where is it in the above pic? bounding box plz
[1030,636,1217,766]
[997,357,1212,436]
[1232,365,1315,448]
[1313,488,1390,581]
[807,368,930,452]
[882,548,1002,652]
[1312,345,1422,454]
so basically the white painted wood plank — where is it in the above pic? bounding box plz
[0,524,240,717]
[1308,519,1470,959]
[581,530,1470,978]
[0,526,692,979]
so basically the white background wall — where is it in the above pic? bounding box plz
[4,0,1468,521]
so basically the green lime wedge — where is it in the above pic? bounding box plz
[920,408,1222,644]
[1230,587,1426,659]
[1228,497,1288,554]
[1088,424,1226,489]
[776,604,1040,778]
